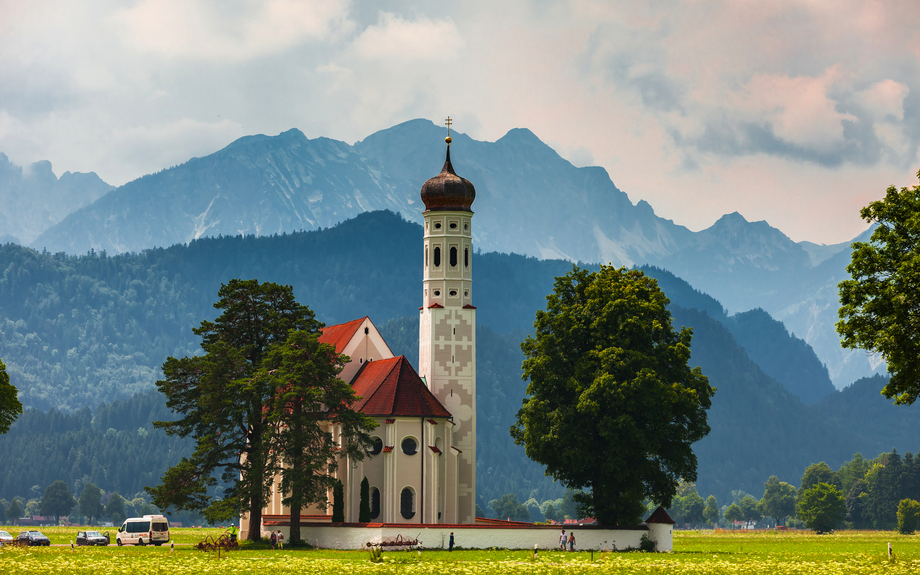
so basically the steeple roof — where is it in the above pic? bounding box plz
[351,356,451,418]
[420,146,476,212]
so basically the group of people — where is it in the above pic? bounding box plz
[559,529,575,551]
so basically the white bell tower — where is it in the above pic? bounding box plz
[418,118,477,524]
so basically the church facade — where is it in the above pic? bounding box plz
[247,136,477,532]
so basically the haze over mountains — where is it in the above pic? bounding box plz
[0,153,112,245]
[5,119,883,386]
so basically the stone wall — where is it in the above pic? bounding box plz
[264,523,672,552]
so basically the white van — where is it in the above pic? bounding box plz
[116,515,170,546]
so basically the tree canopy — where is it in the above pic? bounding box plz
[261,330,376,541]
[512,265,715,526]
[40,480,76,524]
[79,483,103,524]
[758,475,796,525]
[147,279,322,540]
[0,359,22,434]
[798,482,845,534]
[838,170,920,405]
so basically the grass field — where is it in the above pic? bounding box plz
[1,528,919,574]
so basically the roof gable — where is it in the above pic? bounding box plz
[319,317,367,354]
[352,356,451,418]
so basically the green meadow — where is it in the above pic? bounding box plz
[1,528,919,574]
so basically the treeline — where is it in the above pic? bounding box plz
[0,389,200,524]
[668,449,920,533]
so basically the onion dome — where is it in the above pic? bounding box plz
[420,145,476,212]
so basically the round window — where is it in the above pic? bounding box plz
[401,437,418,455]
[370,437,383,455]
[435,222,442,229]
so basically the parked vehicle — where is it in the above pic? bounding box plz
[76,530,109,546]
[0,530,13,544]
[16,531,51,546]
[116,515,169,546]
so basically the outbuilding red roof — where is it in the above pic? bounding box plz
[319,317,367,354]
[645,506,676,524]
[351,356,451,418]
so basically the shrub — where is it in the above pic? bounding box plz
[897,499,920,535]
[639,533,656,552]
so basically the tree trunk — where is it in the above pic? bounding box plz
[289,500,301,544]
[246,420,264,542]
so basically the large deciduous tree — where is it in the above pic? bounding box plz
[0,359,22,434]
[262,330,376,542]
[758,475,797,526]
[511,265,715,526]
[40,480,76,524]
[79,483,104,524]
[838,170,920,405]
[147,279,321,540]
[797,482,845,534]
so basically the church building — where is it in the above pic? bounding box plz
[251,131,478,530]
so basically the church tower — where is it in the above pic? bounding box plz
[418,121,477,524]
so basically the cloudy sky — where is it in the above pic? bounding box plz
[2,0,919,244]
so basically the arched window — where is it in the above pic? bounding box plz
[450,247,458,267]
[464,247,469,268]
[434,247,441,267]
[370,437,383,456]
[370,487,381,520]
[400,488,415,519]
[425,247,428,268]
[401,437,418,455]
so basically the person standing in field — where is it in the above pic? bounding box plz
[270,530,277,550]
[559,529,566,550]
[568,532,575,552]
[277,530,284,549]
[449,532,454,551]
[228,523,238,543]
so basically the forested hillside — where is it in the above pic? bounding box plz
[0,390,193,504]
[0,209,908,510]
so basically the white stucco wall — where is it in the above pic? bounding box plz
[265,524,671,552]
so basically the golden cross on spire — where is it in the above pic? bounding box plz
[444,116,453,145]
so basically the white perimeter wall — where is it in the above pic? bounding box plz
[267,524,673,552]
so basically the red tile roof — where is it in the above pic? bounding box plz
[382,446,394,453]
[645,506,676,524]
[351,356,452,418]
[428,445,442,454]
[463,304,477,309]
[319,317,367,353]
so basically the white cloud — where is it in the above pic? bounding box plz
[113,0,354,61]
[351,12,465,62]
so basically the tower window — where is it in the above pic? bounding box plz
[434,247,441,267]
[371,487,381,520]
[425,247,428,267]
[435,222,442,229]
[464,290,469,298]
[449,290,457,297]
[434,290,441,297]
[449,222,457,229]
[464,223,468,231]
[450,247,458,267]
[400,488,415,520]
[464,248,469,268]
[401,437,418,455]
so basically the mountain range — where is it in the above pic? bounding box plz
[4,119,884,387]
